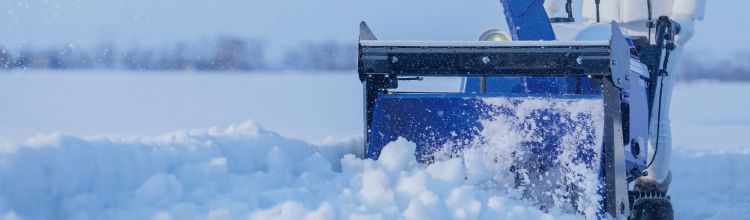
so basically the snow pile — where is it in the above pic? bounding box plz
[0,121,587,220]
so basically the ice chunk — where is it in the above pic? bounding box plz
[377,138,417,172]
[267,147,292,174]
[358,167,396,211]
[426,158,466,185]
[445,186,482,219]
[135,173,184,205]
[303,202,335,220]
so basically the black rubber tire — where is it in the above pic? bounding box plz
[630,197,674,220]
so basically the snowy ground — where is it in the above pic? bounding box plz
[0,71,748,219]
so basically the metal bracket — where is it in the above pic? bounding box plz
[610,22,631,90]
[602,76,631,217]
[359,21,377,41]
[358,22,378,82]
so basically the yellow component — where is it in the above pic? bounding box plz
[478,28,511,41]
[487,33,509,41]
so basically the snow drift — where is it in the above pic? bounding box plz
[0,121,596,220]
[1,119,749,220]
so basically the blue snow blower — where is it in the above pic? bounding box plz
[358,0,678,218]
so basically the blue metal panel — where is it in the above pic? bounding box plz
[367,93,602,168]
[367,94,487,162]
[499,0,556,41]
[367,93,606,212]
[622,71,650,171]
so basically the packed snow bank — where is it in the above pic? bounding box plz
[0,121,746,220]
[0,121,355,220]
[0,121,589,220]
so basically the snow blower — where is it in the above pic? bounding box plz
[357,0,678,218]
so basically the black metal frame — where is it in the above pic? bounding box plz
[357,21,633,217]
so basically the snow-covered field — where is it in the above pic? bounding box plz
[0,71,748,219]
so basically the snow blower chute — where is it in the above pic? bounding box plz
[358,0,678,218]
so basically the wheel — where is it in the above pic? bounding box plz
[630,197,674,220]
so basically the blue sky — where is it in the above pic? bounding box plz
[0,0,741,61]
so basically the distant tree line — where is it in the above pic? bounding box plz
[676,52,750,82]
[0,36,357,72]
[283,40,357,71]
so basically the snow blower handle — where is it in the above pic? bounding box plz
[643,16,679,175]
[549,0,575,23]
[658,16,679,77]
[645,16,678,120]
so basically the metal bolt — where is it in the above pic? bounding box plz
[482,56,490,64]
[617,78,622,85]
[576,57,583,65]
[515,26,521,30]
[391,56,398,63]
[611,59,617,66]
[625,75,631,80]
